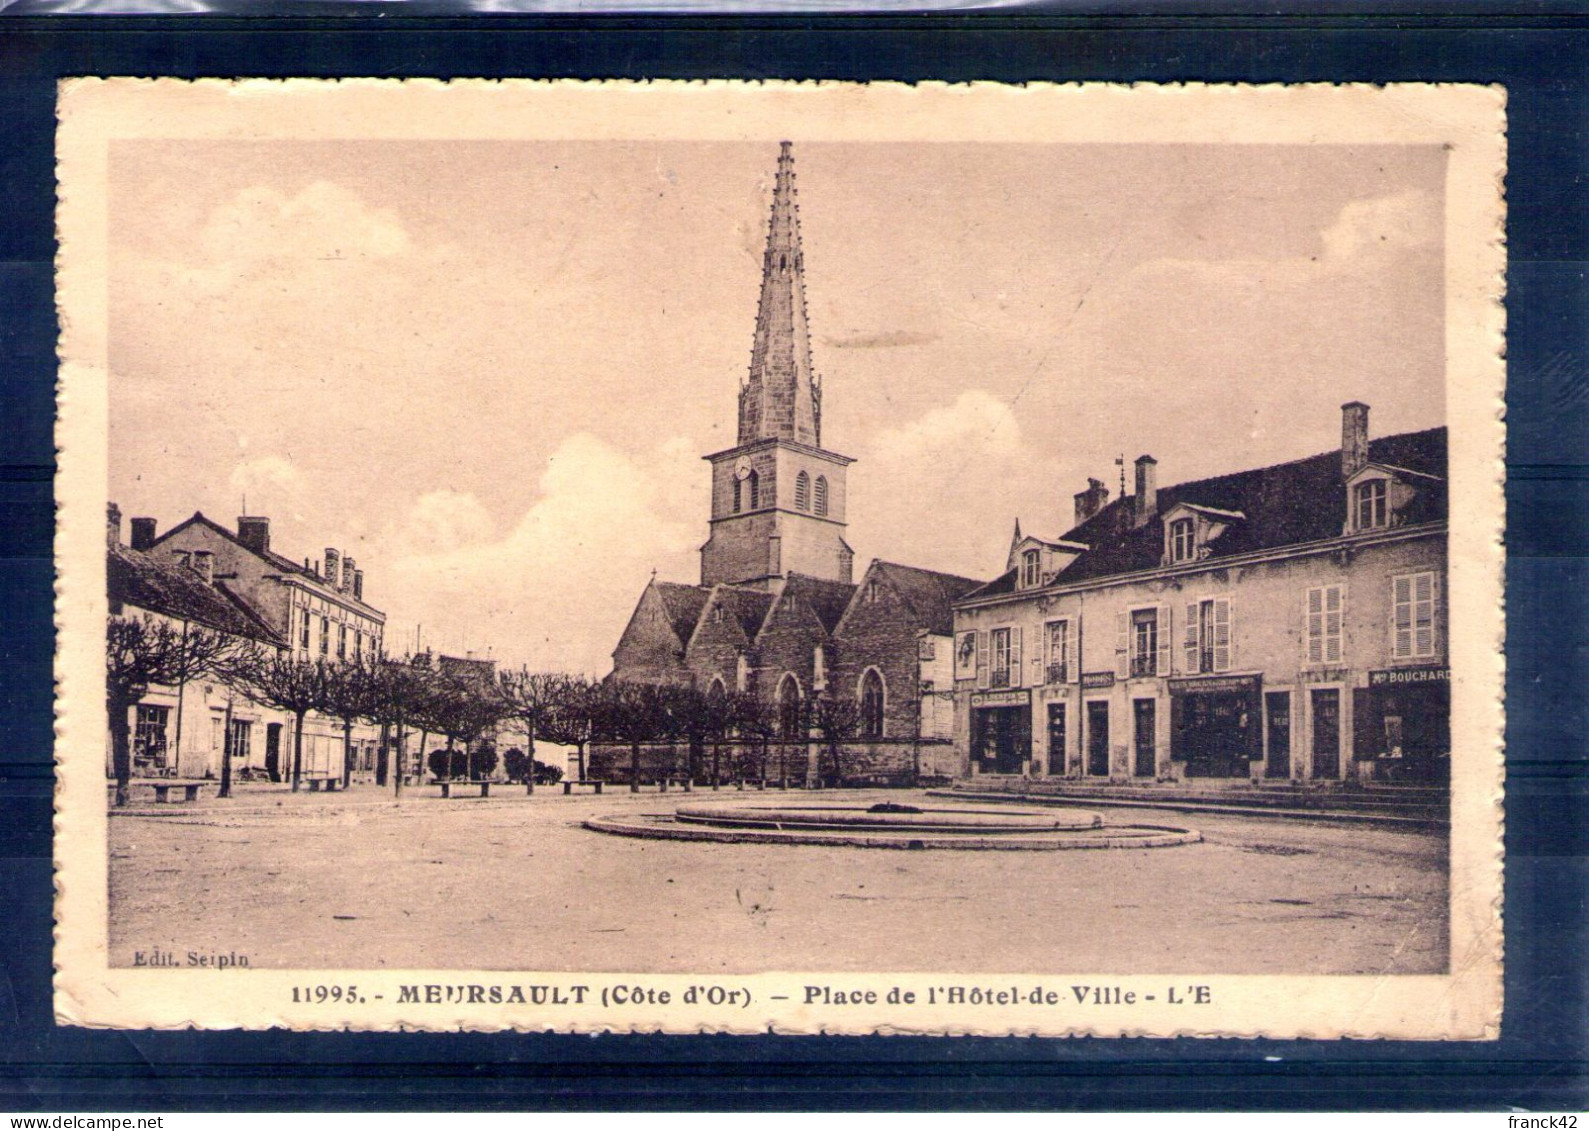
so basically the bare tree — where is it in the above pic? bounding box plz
[809,693,864,788]
[497,669,566,794]
[598,681,671,792]
[322,657,380,788]
[105,614,247,806]
[223,646,333,791]
[538,674,600,783]
[362,656,436,796]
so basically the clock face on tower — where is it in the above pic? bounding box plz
[734,456,753,481]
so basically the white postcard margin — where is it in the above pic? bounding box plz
[53,79,1506,1037]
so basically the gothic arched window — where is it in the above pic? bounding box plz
[733,478,743,514]
[795,471,811,511]
[814,476,828,516]
[747,469,760,510]
[777,674,804,739]
[859,669,885,739]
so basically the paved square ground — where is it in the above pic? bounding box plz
[107,786,1448,974]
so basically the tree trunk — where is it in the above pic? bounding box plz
[341,718,354,789]
[394,722,406,797]
[109,694,132,808]
[576,739,587,783]
[525,721,535,796]
[711,741,721,790]
[630,740,641,792]
[291,711,306,791]
[219,697,234,800]
[376,723,390,787]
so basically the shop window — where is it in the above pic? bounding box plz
[1045,619,1072,684]
[795,471,811,511]
[814,476,829,516]
[1306,584,1345,664]
[858,669,885,739]
[133,704,171,775]
[1392,572,1439,659]
[1021,549,1042,588]
[1182,597,1233,674]
[1169,517,1196,563]
[1355,479,1388,530]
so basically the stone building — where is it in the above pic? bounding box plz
[113,507,386,782]
[952,403,1449,785]
[597,143,983,785]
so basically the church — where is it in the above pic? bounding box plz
[595,143,983,786]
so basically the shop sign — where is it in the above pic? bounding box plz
[1168,674,1260,696]
[1368,667,1450,687]
[1080,671,1115,689]
[970,689,1031,709]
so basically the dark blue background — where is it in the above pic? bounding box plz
[0,13,1584,1111]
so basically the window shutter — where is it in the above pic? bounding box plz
[1324,585,1343,664]
[975,630,989,689]
[1431,574,1442,657]
[1011,626,1023,684]
[1114,611,1129,679]
[1213,597,1232,673]
[1156,605,1172,676]
[1306,587,1323,665]
[1183,603,1199,673]
[1067,620,1080,683]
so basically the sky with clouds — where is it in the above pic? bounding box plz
[108,140,1446,674]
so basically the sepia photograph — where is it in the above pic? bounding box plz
[53,80,1506,1036]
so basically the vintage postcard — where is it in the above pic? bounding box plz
[54,79,1505,1036]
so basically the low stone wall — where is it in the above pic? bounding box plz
[588,739,956,787]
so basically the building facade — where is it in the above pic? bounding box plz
[111,507,386,782]
[952,403,1449,786]
[597,142,983,784]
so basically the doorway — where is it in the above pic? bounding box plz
[264,722,283,782]
[1133,699,1157,778]
[1046,703,1067,777]
[972,706,1029,775]
[1311,688,1341,780]
[1265,691,1292,779]
[1086,701,1110,777]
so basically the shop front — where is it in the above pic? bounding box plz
[1353,666,1450,783]
[1169,674,1261,778]
[969,689,1032,775]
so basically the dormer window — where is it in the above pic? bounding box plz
[1021,549,1041,588]
[1169,518,1196,563]
[1355,479,1387,529]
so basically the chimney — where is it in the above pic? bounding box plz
[342,555,356,592]
[324,548,340,588]
[1342,401,1370,480]
[1133,455,1158,528]
[237,516,271,554]
[191,549,215,586]
[107,503,122,547]
[129,517,157,551]
[1073,478,1110,528]
[353,570,364,601]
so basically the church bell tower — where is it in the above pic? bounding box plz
[700,142,855,589]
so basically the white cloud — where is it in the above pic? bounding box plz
[854,390,1037,581]
[1320,189,1441,265]
[375,433,704,674]
[229,455,304,514]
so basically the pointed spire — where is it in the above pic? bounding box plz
[738,141,821,448]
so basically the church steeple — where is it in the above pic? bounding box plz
[738,141,821,448]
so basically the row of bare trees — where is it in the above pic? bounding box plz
[107,613,872,805]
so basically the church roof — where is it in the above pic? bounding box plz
[108,541,284,645]
[963,426,1447,600]
[868,560,986,636]
[778,573,857,635]
[714,586,777,639]
[652,582,712,644]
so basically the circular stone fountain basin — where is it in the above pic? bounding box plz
[584,802,1200,851]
